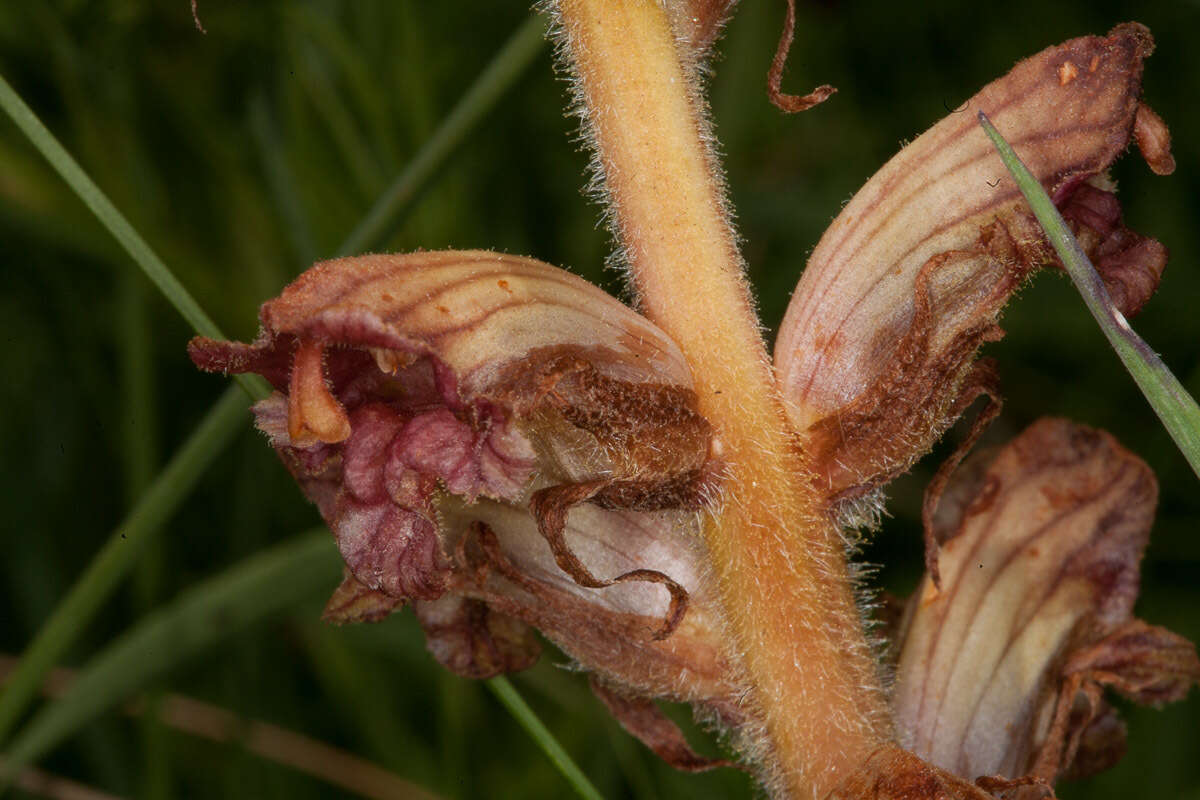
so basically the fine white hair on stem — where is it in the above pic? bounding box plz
[536,1,755,327]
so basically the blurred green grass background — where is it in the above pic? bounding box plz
[0,1,1197,798]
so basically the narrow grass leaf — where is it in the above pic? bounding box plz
[486,676,605,800]
[979,112,1200,479]
[293,45,383,199]
[336,13,547,256]
[0,71,268,401]
[296,622,435,776]
[0,387,251,745]
[283,4,398,167]
[0,531,341,784]
[0,72,217,340]
[250,93,319,266]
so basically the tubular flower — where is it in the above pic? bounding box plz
[189,15,1197,800]
[190,250,745,766]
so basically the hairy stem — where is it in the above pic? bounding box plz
[552,1,890,795]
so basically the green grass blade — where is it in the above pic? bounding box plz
[0,72,219,340]
[249,93,319,266]
[0,70,270,402]
[293,46,384,200]
[486,676,605,800]
[0,531,340,786]
[118,273,171,800]
[335,13,547,257]
[0,386,251,745]
[979,112,1200,479]
[118,274,159,504]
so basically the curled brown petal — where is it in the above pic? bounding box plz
[767,0,836,113]
[530,482,691,640]
[893,418,1196,787]
[775,25,1172,502]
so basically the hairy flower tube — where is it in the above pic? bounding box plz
[190,10,1197,800]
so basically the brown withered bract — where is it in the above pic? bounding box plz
[828,745,995,800]
[590,676,738,772]
[775,24,1173,505]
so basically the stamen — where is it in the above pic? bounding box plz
[288,339,351,445]
[1133,102,1175,176]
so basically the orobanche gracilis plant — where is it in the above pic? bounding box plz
[185,3,1200,797]
[3,1,1187,798]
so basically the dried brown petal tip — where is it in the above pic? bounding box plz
[664,0,738,60]
[1057,182,1168,317]
[321,569,403,625]
[1062,619,1200,707]
[893,418,1197,788]
[775,25,1170,501]
[972,774,1053,799]
[768,0,836,113]
[414,593,541,680]
[590,678,738,773]
[1134,102,1175,176]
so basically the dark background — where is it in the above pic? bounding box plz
[1,1,1196,798]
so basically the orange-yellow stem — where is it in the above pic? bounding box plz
[553,0,891,796]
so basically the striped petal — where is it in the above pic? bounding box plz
[892,418,1199,785]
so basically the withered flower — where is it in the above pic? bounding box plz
[190,12,1195,800]
[893,419,1200,789]
[775,23,1173,506]
[190,250,745,765]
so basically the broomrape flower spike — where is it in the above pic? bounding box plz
[190,6,1198,799]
